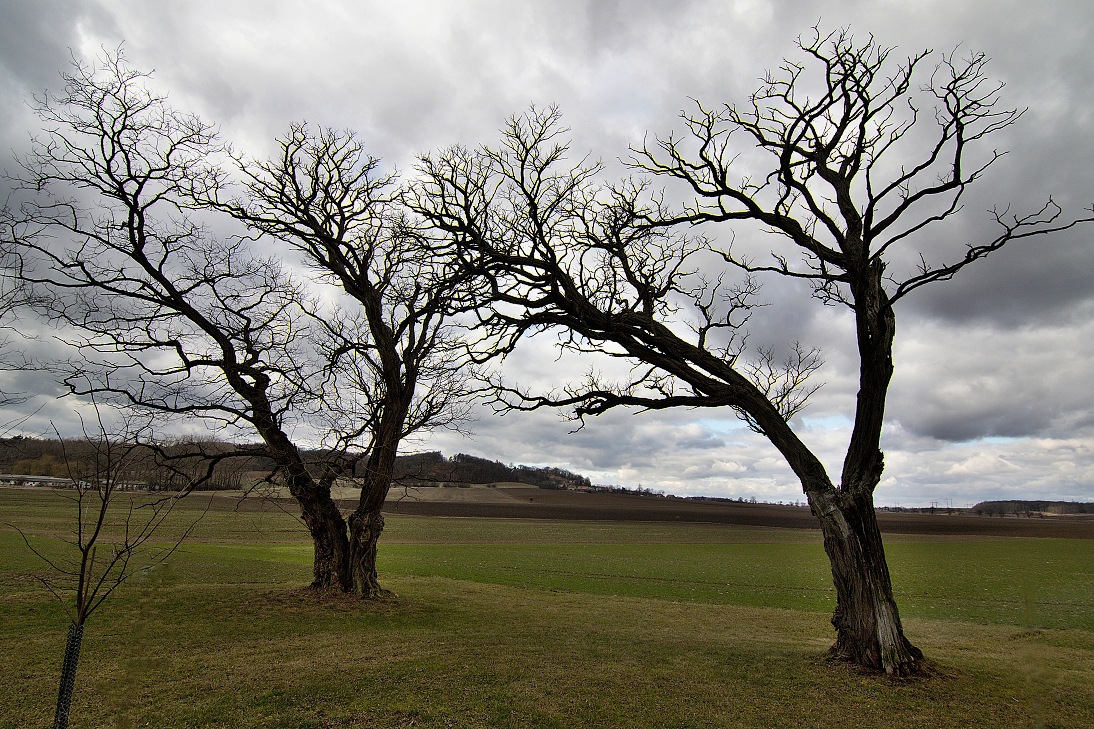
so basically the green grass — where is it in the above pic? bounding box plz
[2,488,1093,728]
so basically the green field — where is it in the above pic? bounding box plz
[2,489,1092,728]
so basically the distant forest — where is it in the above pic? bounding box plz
[970,500,1094,516]
[0,437,592,492]
[391,452,592,490]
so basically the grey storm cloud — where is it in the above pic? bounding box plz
[1,0,1091,506]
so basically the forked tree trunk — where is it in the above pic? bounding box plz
[816,492,923,675]
[348,507,389,598]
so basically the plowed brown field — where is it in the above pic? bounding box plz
[373,484,1094,539]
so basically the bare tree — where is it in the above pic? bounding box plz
[4,51,355,592]
[412,30,1092,674]
[6,52,479,598]
[217,124,478,596]
[12,407,201,729]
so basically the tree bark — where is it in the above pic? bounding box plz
[742,394,922,674]
[249,404,353,592]
[299,492,352,591]
[814,491,923,675]
[348,427,401,597]
[348,507,389,598]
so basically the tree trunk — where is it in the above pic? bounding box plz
[816,492,922,675]
[282,455,351,591]
[348,507,390,598]
[248,402,354,592]
[52,622,84,729]
[348,411,405,598]
[302,498,352,592]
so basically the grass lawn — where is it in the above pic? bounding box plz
[1,489,1092,728]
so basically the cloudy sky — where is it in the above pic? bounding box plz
[1,0,1091,507]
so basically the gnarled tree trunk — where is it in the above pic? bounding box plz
[815,492,922,675]
[299,493,352,591]
[348,507,388,598]
[348,422,402,597]
[251,406,353,591]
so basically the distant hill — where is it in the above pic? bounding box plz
[0,436,593,492]
[391,451,592,490]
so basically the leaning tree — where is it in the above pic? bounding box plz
[412,30,1092,674]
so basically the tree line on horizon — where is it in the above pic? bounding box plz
[971,500,1094,516]
[0,436,592,492]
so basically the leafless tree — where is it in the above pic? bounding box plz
[412,30,1092,674]
[4,50,356,592]
[6,51,479,598]
[218,124,478,596]
[12,406,202,729]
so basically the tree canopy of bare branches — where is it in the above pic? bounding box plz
[216,124,479,595]
[412,29,1093,674]
[5,51,477,598]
